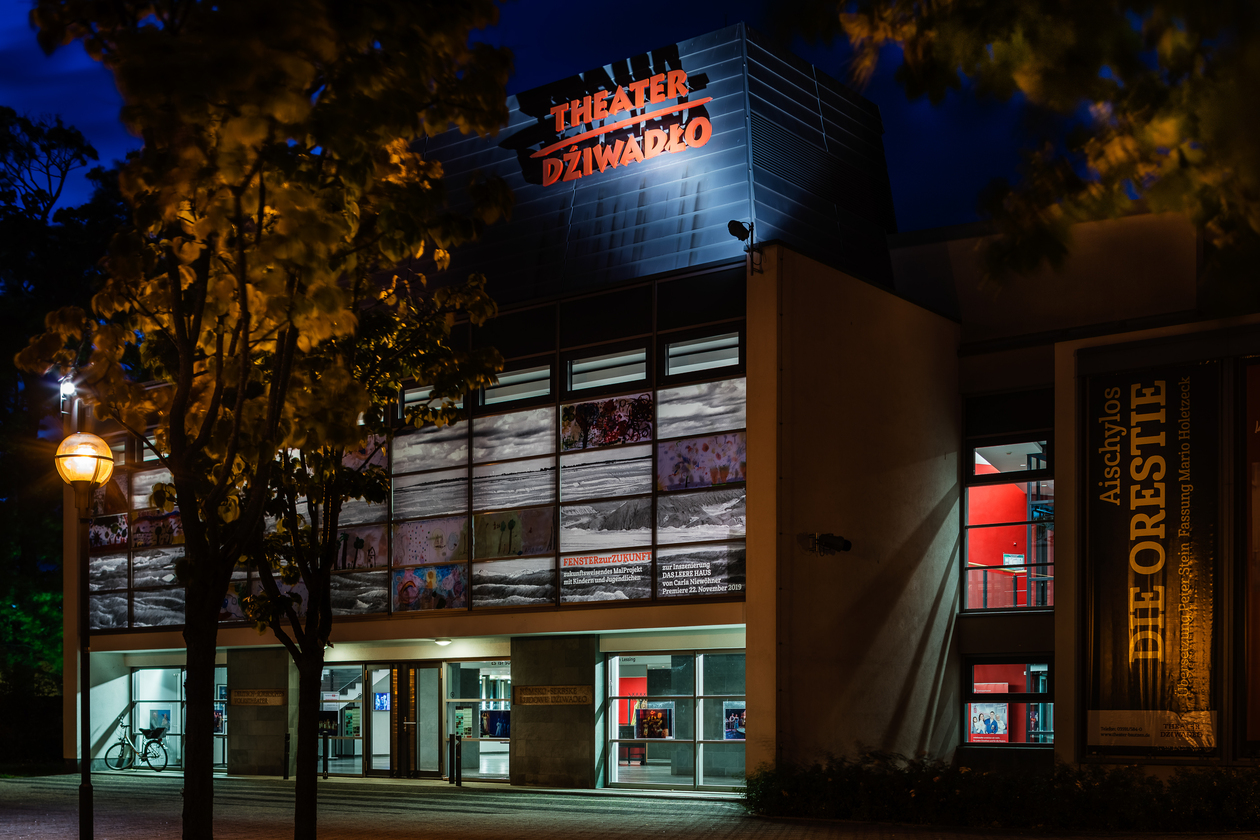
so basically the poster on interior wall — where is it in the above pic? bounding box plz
[473,508,555,559]
[560,550,651,603]
[561,393,653,450]
[213,703,226,735]
[150,709,171,732]
[336,524,387,570]
[633,700,674,739]
[1247,363,1260,741]
[559,497,652,552]
[472,557,556,607]
[481,710,511,738]
[473,407,555,462]
[1086,363,1218,753]
[969,702,1008,743]
[656,378,746,439]
[343,708,360,737]
[472,457,557,510]
[454,708,472,737]
[393,515,467,567]
[391,563,467,611]
[656,542,746,597]
[89,513,129,550]
[656,432,747,491]
[560,444,652,500]
[330,571,389,615]
[723,701,746,740]
[132,508,184,547]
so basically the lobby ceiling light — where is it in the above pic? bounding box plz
[434,638,452,646]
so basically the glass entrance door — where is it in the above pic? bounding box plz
[364,664,444,778]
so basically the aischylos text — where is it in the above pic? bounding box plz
[533,70,713,186]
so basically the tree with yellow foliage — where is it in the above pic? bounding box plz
[16,2,512,837]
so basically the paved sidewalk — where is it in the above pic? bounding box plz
[0,772,1249,839]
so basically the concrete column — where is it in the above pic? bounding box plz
[226,648,296,775]
[509,635,599,788]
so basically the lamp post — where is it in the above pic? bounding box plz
[55,432,114,840]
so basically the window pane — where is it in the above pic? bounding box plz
[656,378,745,438]
[485,365,550,405]
[560,550,651,603]
[472,508,555,560]
[393,516,468,567]
[393,423,467,474]
[610,741,694,785]
[393,468,467,519]
[700,654,746,696]
[569,348,647,391]
[473,407,555,462]
[561,393,653,450]
[701,698,746,740]
[700,742,745,785]
[133,587,184,627]
[89,552,128,591]
[966,480,1054,526]
[561,445,652,501]
[972,663,1049,693]
[973,440,1048,475]
[967,701,1054,744]
[657,487,745,545]
[560,499,652,551]
[621,654,695,697]
[330,571,388,616]
[657,432,746,491]
[966,563,1054,609]
[966,520,1054,609]
[471,557,556,607]
[472,457,556,510]
[666,332,739,377]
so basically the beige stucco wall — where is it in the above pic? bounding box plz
[749,243,963,765]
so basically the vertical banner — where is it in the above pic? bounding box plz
[1087,363,1218,752]
[1246,363,1260,741]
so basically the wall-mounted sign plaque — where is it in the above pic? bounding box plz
[230,689,286,707]
[513,685,594,705]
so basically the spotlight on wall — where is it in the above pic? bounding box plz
[726,219,762,273]
[59,377,77,398]
[800,532,853,556]
[727,219,751,241]
[434,638,452,646]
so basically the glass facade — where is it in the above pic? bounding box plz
[965,661,1053,746]
[607,651,745,789]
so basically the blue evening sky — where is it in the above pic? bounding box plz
[0,0,1029,233]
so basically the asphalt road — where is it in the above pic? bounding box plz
[0,772,1248,839]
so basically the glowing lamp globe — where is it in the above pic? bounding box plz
[55,433,115,486]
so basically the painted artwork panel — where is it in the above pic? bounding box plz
[220,581,246,621]
[330,571,389,616]
[472,508,555,559]
[250,578,309,618]
[472,557,556,608]
[392,516,468,567]
[339,494,388,527]
[132,508,185,547]
[560,497,652,552]
[131,468,172,510]
[133,588,185,627]
[132,547,182,588]
[89,552,128,591]
[392,564,467,612]
[334,524,388,571]
[656,487,746,545]
[90,514,129,550]
[473,407,556,462]
[393,468,467,520]
[91,474,129,516]
[343,434,387,470]
[657,432,747,491]
[656,378,746,439]
[560,549,652,603]
[560,392,653,451]
[472,457,556,510]
[89,593,128,630]
[656,542,746,598]
[560,445,651,501]
[392,422,467,474]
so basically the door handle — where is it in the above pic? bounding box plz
[403,721,417,726]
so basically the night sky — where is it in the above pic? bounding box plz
[0,0,1029,233]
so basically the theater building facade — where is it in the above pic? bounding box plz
[63,24,1260,788]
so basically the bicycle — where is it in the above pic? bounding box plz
[104,722,169,772]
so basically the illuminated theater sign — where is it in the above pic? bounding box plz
[531,70,712,186]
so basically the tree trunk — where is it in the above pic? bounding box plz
[293,647,325,840]
[182,607,219,840]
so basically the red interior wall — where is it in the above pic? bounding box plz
[973,663,1031,742]
[968,463,1030,605]
[617,677,646,724]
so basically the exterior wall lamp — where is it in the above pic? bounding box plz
[802,533,853,555]
[727,219,763,273]
[55,431,114,840]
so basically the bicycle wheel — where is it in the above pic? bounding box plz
[143,741,168,772]
[104,742,135,771]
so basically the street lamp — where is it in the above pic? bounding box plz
[55,432,114,840]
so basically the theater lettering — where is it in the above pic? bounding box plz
[1126,380,1167,664]
[532,69,712,186]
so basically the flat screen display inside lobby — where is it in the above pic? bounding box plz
[1085,364,1218,754]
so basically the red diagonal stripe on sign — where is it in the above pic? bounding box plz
[529,98,714,159]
